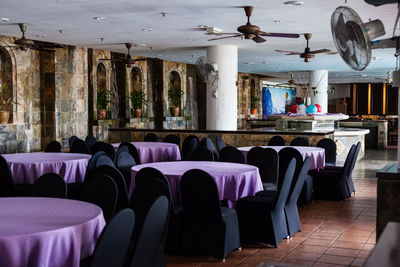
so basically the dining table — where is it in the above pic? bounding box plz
[0,197,105,267]
[112,142,181,163]
[237,146,325,170]
[130,161,263,206]
[2,152,91,184]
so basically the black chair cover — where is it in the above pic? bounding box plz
[85,135,97,151]
[215,136,226,152]
[163,134,180,146]
[188,148,214,161]
[182,135,199,160]
[219,146,245,164]
[199,137,218,160]
[96,154,115,168]
[70,139,91,154]
[247,147,279,191]
[45,141,61,152]
[92,141,115,160]
[32,173,67,198]
[119,142,141,165]
[268,136,285,146]
[317,138,337,166]
[0,155,17,197]
[69,135,79,148]
[290,137,309,147]
[114,151,136,188]
[144,133,158,142]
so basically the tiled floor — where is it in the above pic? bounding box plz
[167,148,397,267]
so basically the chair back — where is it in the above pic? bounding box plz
[288,157,311,204]
[117,145,129,153]
[278,147,303,190]
[348,142,361,175]
[219,146,245,164]
[275,159,296,211]
[119,142,141,165]
[317,138,337,166]
[93,165,129,211]
[144,133,158,142]
[135,167,170,190]
[32,173,67,198]
[114,151,136,188]
[247,147,279,185]
[182,136,199,160]
[188,148,214,161]
[0,155,17,197]
[85,151,106,180]
[92,141,115,160]
[163,134,180,146]
[268,136,285,146]
[85,135,97,150]
[199,138,218,160]
[80,174,118,222]
[69,135,79,148]
[70,139,91,154]
[90,209,135,267]
[130,196,169,267]
[96,154,115,168]
[215,136,226,152]
[45,141,61,152]
[290,137,309,147]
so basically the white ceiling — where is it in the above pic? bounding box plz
[0,0,398,83]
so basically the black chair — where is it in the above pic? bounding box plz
[96,154,115,168]
[268,136,285,146]
[182,135,199,160]
[0,155,17,197]
[92,141,115,160]
[317,138,337,166]
[347,142,361,195]
[163,134,180,146]
[290,137,309,147]
[188,148,214,161]
[93,165,129,211]
[236,159,296,247]
[32,173,67,198]
[114,151,136,188]
[312,144,356,201]
[85,151,106,180]
[199,137,218,160]
[44,141,61,152]
[70,139,91,154]
[80,174,118,222]
[116,145,129,153]
[144,133,158,142]
[129,196,169,267]
[180,169,240,260]
[247,147,279,191]
[69,135,79,148]
[215,136,226,152]
[85,135,97,151]
[81,209,135,267]
[219,146,245,164]
[119,142,141,165]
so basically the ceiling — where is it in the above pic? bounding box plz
[0,0,398,83]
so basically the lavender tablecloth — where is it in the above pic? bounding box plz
[0,197,105,267]
[112,142,181,163]
[130,161,263,205]
[238,146,325,170]
[2,152,91,184]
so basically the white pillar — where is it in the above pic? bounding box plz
[310,70,328,113]
[206,45,238,130]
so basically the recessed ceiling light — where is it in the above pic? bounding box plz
[0,18,10,22]
[244,62,256,65]
[197,25,207,28]
[372,56,382,60]
[284,1,304,6]
[274,20,285,23]
[186,38,193,42]
[136,44,147,47]
[36,35,47,38]
[361,74,368,77]
[141,28,152,32]
[92,16,106,21]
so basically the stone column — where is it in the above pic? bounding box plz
[310,70,328,113]
[206,45,238,130]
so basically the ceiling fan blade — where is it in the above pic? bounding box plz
[208,34,243,41]
[258,31,300,38]
[310,49,332,54]
[252,35,266,43]
[275,49,302,55]
[326,51,338,55]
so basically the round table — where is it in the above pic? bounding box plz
[130,161,263,206]
[112,142,181,164]
[2,152,91,184]
[238,146,325,170]
[0,197,105,267]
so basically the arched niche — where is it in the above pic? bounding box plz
[168,71,182,111]
[0,46,14,123]
[131,66,143,93]
[95,62,109,119]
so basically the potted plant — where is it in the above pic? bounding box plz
[250,95,260,114]
[0,82,16,124]
[97,89,110,120]
[168,84,183,117]
[130,90,147,118]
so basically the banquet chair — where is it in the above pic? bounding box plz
[188,148,214,161]
[92,141,115,160]
[93,165,129,211]
[69,135,79,148]
[317,138,337,166]
[163,134,180,146]
[96,154,115,168]
[80,174,118,222]
[129,196,169,267]
[312,144,356,200]
[268,135,285,146]
[119,142,141,165]
[248,147,279,191]
[116,145,129,153]
[85,135,97,151]
[290,137,309,147]
[236,159,296,247]
[85,151,107,180]
[199,137,218,160]
[44,140,61,152]
[114,151,136,188]
[180,169,240,260]
[219,146,245,164]
[80,209,135,267]
[215,136,226,153]
[32,173,67,198]
[144,133,158,142]
[182,135,199,160]
[70,139,91,154]
[0,155,17,197]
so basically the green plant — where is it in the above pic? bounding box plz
[168,84,184,107]
[250,95,260,109]
[0,82,16,111]
[97,89,110,109]
[130,90,147,110]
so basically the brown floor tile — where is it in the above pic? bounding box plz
[361,243,375,251]
[331,241,365,250]
[304,238,335,247]
[356,250,371,259]
[313,263,347,267]
[294,244,328,254]
[318,255,355,265]
[309,232,340,241]
[324,247,359,257]
[351,257,366,267]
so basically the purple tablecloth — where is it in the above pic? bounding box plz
[2,152,91,184]
[0,197,105,267]
[130,161,263,205]
[112,142,181,163]
[238,146,325,170]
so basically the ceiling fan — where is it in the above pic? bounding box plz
[2,23,64,51]
[99,43,149,67]
[207,6,300,43]
[275,33,337,62]
[275,73,301,87]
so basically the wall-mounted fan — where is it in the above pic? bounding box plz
[207,6,300,43]
[196,56,219,97]
[275,33,337,62]
[99,43,148,67]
